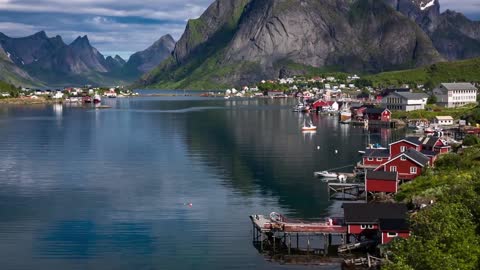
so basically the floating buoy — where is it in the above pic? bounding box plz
[335,150,339,154]
[317,146,321,150]
[184,202,193,207]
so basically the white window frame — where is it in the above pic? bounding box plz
[367,158,373,161]
[410,167,417,174]
[401,156,407,161]
[367,225,374,229]
[376,158,383,162]
[387,232,398,238]
[390,166,397,172]
[360,225,367,229]
[400,146,406,152]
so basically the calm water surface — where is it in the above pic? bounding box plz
[0,96,404,270]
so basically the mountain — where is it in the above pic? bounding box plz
[0,44,40,86]
[385,0,480,60]
[105,55,126,71]
[141,0,443,89]
[0,31,65,66]
[124,34,175,75]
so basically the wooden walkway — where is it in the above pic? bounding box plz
[328,182,366,201]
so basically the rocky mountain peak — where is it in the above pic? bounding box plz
[71,35,91,48]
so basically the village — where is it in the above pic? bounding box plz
[247,76,480,268]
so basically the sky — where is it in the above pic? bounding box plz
[0,0,479,60]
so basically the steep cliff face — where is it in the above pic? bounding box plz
[385,0,480,60]
[142,0,442,89]
[173,0,251,63]
[125,34,175,74]
[0,31,66,66]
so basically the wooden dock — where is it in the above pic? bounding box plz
[250,214,348,256]
[328,182,366,201]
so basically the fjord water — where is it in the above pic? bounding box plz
[0,96,403,270]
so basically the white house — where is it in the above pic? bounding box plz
[433,83,478,108]
[382,92,428,111]
[52,91,64,99]
[433,116,454,126]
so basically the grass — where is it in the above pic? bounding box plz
[366,57,480,87]
[391,104,477,120]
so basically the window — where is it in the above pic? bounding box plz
[367,225,374,229]
[400,146,406,152]
[390,166,397,172]
[367,158,373,161]
[376,158,382,162]
[401,156,407,161]
[387,232,398,238]
[360,225,367,229]
[410,167,417,174]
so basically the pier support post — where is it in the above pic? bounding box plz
[260,233,263,251]
[307,234,310,254]
[296,233,299,249]
[288,234,291,255]
[273,234,276,253]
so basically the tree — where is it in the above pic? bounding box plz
[427,95,437,105]
[463,134,480,146]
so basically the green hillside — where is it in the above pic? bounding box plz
[366,57,480,88]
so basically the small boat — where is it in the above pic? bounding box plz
[302,124,317,131]
[83,96,92,103]
[314,171,338,178]
[93,94,102,104]
[293,103,305,112]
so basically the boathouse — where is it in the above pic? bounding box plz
[365,108,391,122]
[365,171,399,194]
[375,149,430,181]
[379,219,411,245]
[343,203,408,237]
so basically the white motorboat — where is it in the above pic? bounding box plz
[314,171,338,178]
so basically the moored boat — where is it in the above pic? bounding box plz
[314,171,338,178]
[93,94,102,104]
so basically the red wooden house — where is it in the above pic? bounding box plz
[379,219,411,245]
[389,137,422,157]
[360,149,390,169]
[421,136,451,154]
[365,171,399,194]
[365,108,391,122]
[375,149,430,181]
[343,203,409,239]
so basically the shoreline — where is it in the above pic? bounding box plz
[0,98,61,105]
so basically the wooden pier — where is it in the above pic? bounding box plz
[328,183,366,201]
[250,214,348,256]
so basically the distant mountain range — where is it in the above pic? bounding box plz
[0,31,175,87]
[140,0,480,90]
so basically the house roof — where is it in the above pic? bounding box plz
[404,137,422,146]
[403,149,430,166]
[421,136,440,148]
[391,92,428,100]
[343,203,408,224]
[390,137,421,146]
[364,149,390,158]
[379,219,410,231]
[421,150,437,157]
[435,116,453,121]
[440,83,478,91]
[366,171,398,181]
[366,107,389,114]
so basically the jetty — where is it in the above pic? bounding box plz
[250,213,348,255]
[328,182,366,201]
